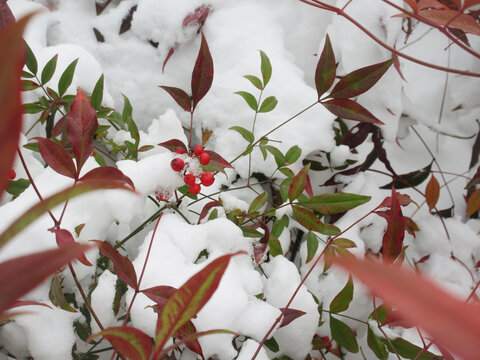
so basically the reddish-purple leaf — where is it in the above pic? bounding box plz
[142,285,177,308]
[0,243,95,314]
[154,251,246,353]
[329,58,396,99]
[418,0,448,10]
[0,0,14,32]
[403,0,419,12]
[378,193,415,208]
[92,240,138,290]
[191,32,213,111]
[67,88,98,172]
[175,320,205,360]
[7,300,52,310]
[419,9,480,35]
[0,14,35,199]
[204,150,234,169]
[425,175,440,210]
[463,0,480,9]
[382,187,405,262]
[382,310,414,328]
[50,228,92,266]
[279,308,306,328]
[322,99,384,124]
[79,166,135,190]
[198,200,220,224]
[315,34,336,99]
[52,115,68,138]
[88,326,153,360]
[288,163,310,202]
[371,128,397,175]
[159,86,191,112]
[33,137,77,179]
[182,5,212,28]
[162,46,176,73]
[331,255,480,360]
[253,220,271,264]
[157,139,188,153]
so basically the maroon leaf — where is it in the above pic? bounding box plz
[279,308,306,328]
[159,86,191,112]
[418,0,448,10]
[33,137,77,179]
[182,5,212,28]
[378,193,415,208]
[191,32,213,111]
[50,228,92,266]
[329,58,396,99]
[204,150,234,169]
[142,285,177,308]
[340,123,375,149]
[253,220,271,264]
[88,326,153,360]
[382,187,405,262]
[322,99,384,124]
[288,163,310,202]
[324,148,377,186]
[175,320,205,360]
[92,240,138,290]
[79,166,135,190]
[371,128,397,176]
[419,9,480,36]
[315,34,336,99]
[157,139,188,153]
[0,243,95,314]
[198,200,220,224]
[7,300,52,310]
[0,0,14,32]
[162,46,176,73]
[382,310,415,328]
[52,115,68,138]
[67,88,98,172]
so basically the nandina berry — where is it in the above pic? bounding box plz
[184,173,196,186]
[320,336,332,351]
[8,169,16,180]
[199,152,210,165]
[201,171,214,186]
[193,145,204,156]
[189,183,201,195]
[174,146,185,154]
[170,158,185,172]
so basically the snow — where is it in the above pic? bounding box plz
[2,0,480,359]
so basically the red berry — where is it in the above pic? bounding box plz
[193,145,204,156]
[8,169,16,180]
[184,173,196,186]
[201,172,214,186]
[320,336,332,351]
[199,152,210,165]
[189,183,201,195]
[174,146,185,154]
[170,158,185,172]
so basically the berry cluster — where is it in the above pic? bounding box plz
[170,145,215,195]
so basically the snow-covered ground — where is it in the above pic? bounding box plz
[1,0,480,359]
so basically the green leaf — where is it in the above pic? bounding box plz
[241,226,264,238]
[22,70,35,78]
[58,58,79,96]
[259,96,278,113]
[24,41,38,75]
[91,74,104,110]
[268,235,283,257]
[6,178,30,198]
[384,338,438,360]
[367,327,388,360]
[235,91,258,111]
[244,75,263,90]
[381,163,432,189]
[264,337,279,352]
[266,145,286,168]
[285,145,301,165]
[298,193,371,214]
[41,54,58,84]
[315,34,336,98]
[288,163,310,202]
[330,316,359,353]
[208,208,218,220]
[23,103,45,114]
[259,50,272,87]
[279,167,294,178]
[292,206,340,236]
[305,231,318,263]
[330,275,354,313]
[333,238,357,248]
[230,126,254,143]
[248,192,268,214]
[49,273,77,313]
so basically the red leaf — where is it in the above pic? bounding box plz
[182,5,212,28]
[253,220,271,264]
[191,32,213,111]
[157,139,188,153]
[159,86,191,112]
[425,175,440,210]
[154,251,246,354]
[174,320,205,360]
[463,0,480,9]
[305,174,314,198]
[33,137,77,179]
[0,0,14,32]
[288,163,310,202]
[67,88,98,172]
[0,14,35,199]
[204,150,234,169]
[419,9,480,35]
[329,58,396,99]
[79,166,135,190]
[50,228,92,266]
[392,56,406,81]
[331,255,480,360]
[418,0,448,10]
[92,241,138,290]
[162,46,176,73]
[142,285,177,308]
[382,310,414,328]
[467,188,480,217]
[382,187,405,262]
[378,193,416,208]
[322,98,384,124]
[88,326,153,360]
[279,308,306,328]
[315,34,336,99]
[0,243,95,314]
[198,200,220,224]
[403,0,418,12]
[52,115,68,138]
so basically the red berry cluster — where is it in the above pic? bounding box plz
[170,145,214,195]
[320,336,332,351]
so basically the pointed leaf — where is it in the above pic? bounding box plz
[268,234,283,257]
[333,238,357,248]
[425,175,440,210]
[33,137,77,179]
[67,88,98,172]
[91,74,104,110]
[159,86,191,112]
[289,163,310,202]
[259,50,272,87]
[330,315,359,353]
[329,58,396,99]
[230,125,254,143]
[285,145,301,165]
[385,338,439,360]
[191,32,213,110]
[204,150,234,169]
[382,187,405,262]
[419,9,480,36]
[235,91,258,111]
[174,320,204,359]
[88,326,153,360]
[306,231,318,263]
[259,96,278,113]
[58,58,78,96]
[49,273,77,312]
[157,138,188,153]
[244,75,263,90]
[464,0,480,8]
[315,34,336,98]
[92,241,138,290]
[279,308,306,328]
[154,251,245,352]
[198,200,220,224]
[467,188,480,217]
[381,163,432,189]
[322,98,384,124]
[142,285,177,308]
[0,243,95,314]
[299,193,371,214]
[266,145,286,168]
[79,166,135,190]
[0,1,15,32]
[41,54,58,84]
[292,205,340,235]
[367,327,388,360]
[248,192,268,214]
[330,275,354,313]
[403,0,419,11]
[50,228,91,266]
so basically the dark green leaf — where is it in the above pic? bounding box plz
[248,192,268,214]
[298,193,371,214]
[6,178,30,197]
[58,58,79,96]
[384,338,438,360]
[266,145,286,168]
[367,327,388,360]
[244,75,263,90]
[292,206,340,235]
[288,163,310,202]
[264,337,279,352]
[49,273,77,313]
[285,145,301,165]
[315,34,336,98]
[230,125,254,143]
[268,235,283,257]
[259,96,277,113]
[330,275,354,313]
[41,54,58,84]
[91,74,104,110]
[259,50,272,87]
[22,70,35,78]
[305,231,318,263]
[235,91,257,111]
[330,316,358,353]
[208,208,218,220]
[322,98,384,124]
[380,163,432,189]
[24,41,37,75]
[23,103,45,114]
[241,226,264,238]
